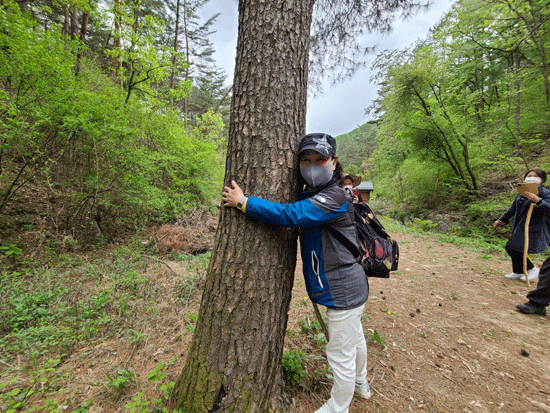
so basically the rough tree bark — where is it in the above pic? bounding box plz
[169,0,315,411]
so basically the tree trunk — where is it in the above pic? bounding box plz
[513,47,521,154]
[69,6,78,40]
[75,9,90,75]
[62,4,69,36]
[169,0,314,411]
[113,0,122,89]
[170,0,181,111]
[183,1,189,129]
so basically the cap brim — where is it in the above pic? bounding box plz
[298,144,333,158]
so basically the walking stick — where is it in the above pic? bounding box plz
[523,203,535,287]
[312,302,329,342]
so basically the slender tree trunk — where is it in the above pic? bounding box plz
[169,0,315,411]
[170,0,181,111]
[70,7,78,40]
[75,9,90,75]
[431,85,478,191]
[458,135,478,190]
[113,0,123,89]
[62,4,69,36]
[513,47,521,154]
[214,85,232,114]
[183,1,189,128]
[413,86,471,190]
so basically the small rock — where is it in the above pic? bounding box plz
[510,291,517,295]
[410,312,415,317]
[521,349,529,357]
[457,338,466,345]
[438,303,442,307]
[416,309,421,313]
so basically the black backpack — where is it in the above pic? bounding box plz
[327,202,399,278]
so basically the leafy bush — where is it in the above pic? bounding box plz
[282,349,307,386]
[0,2,225,244]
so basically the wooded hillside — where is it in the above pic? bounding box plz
[0,0,229,254]
[339,0,549,215]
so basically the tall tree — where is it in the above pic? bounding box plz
[169,0,427,411]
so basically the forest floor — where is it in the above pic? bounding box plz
[286,230,550,413]
[2,219,550,413]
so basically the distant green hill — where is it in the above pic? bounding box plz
[335,121,378,173]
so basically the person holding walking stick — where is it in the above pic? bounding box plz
[493,169,550,282]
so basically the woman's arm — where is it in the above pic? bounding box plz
[498,196,518,225]
[222,181,348,228]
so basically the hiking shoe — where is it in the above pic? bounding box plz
[505,272,523,280]
[516,302,547,316]
[519,267,539,282]
[314,402,333,413]
[355,381,372,399]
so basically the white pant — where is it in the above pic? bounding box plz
[324,304,367,413]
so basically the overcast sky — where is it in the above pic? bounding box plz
[198,1,455,137]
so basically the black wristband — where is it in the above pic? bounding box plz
[536,198,543,206]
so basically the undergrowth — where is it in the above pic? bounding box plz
[0,239,209,413]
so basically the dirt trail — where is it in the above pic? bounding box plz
[286,231,550,412]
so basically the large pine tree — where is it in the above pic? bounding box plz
[169,1,427,411]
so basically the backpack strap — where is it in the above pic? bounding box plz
[324,206,362,260]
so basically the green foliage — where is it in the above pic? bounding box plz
[282,350,307,387]
[0,0,225,242]
[373,330,385,346]
[124,359,178,413]
[0,244,205,412]
[0,353,67,411]
[105,368,137,400]
[361,0,550,213]
[0,243,22,265]
[412,218,438,232]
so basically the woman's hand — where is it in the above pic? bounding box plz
[493,220,502,229]
[222,180,244,208]
[522,191,541,204]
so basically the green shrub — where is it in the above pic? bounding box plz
[282,349,307,387]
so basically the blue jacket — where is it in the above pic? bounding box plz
[499,186,550,253]
[245,180,369,310]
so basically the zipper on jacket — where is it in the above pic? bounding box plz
[311,250,323,288]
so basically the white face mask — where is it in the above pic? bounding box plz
[524,176,542,184]
[300,161,334,188]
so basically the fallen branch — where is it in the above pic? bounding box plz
[142,255,178,277]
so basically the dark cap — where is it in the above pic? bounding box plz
[298,133,336,159]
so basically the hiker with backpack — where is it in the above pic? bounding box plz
[222,133,371,413]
